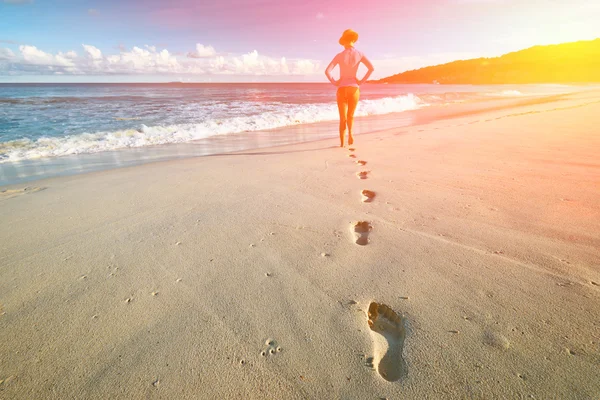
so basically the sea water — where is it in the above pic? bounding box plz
[0,83,585,185]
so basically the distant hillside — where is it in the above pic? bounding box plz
[374,39,600,84]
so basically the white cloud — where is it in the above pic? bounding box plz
[104,46,181,74]
[222,50,320,76]
[0,47,15,60]
[55,52,76,68]
[210,55,226,71]
[82,44,102,60]
[19,45,55,65]
[280,57,289,74]
[239,50,259,69]
[15,45,78,74]
[187,43,216,58]
[292,59,319,75]
[1,43,322,79]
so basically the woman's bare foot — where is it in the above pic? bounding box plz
[348,135,354,145]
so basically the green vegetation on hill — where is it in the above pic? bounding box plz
[374,39,600,84]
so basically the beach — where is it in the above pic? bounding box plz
[1,89,599,399]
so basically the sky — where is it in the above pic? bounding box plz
[0,0,599,82]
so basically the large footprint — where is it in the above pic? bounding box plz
[367,302,407,382]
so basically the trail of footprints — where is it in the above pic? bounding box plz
[101,141,406,386]
[348,146,374,245]
[344,145,407,382]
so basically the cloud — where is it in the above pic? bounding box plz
[14,46,77,74]
[292,59,319,75]
[54,52,76,67]
[210,56,226,71]
[105,46,181,74]
[88,9,99,16]
[0,47,15,60]
[187,43,217,58]
[82,44,102,60]
[223,50,320,76]
[316,12,325,19]
[19,45,55,65]
[0,43,322,78]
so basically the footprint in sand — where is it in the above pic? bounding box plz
[353,221,372,245]
[348,148,355,152]
[361,190,376,203]
[367,302,407,382]
[356,171,369,180]
[483,330,510,350]
[356,160,367,166]
[348,154,357,158]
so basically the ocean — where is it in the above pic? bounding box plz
[0,83,585,185]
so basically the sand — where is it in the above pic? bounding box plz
[1,90,599,399]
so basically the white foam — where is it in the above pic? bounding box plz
[0,94,424,163]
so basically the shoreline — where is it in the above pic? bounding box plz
[1,89,594,188]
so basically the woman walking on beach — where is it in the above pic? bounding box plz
[325,29,374,147]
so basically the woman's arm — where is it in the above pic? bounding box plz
[325,56,339,86]
[358,55,375,85]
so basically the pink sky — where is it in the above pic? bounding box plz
[1,0,599,81]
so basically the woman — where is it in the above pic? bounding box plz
[325,29,374,147]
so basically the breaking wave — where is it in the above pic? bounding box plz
[0,93,424,163]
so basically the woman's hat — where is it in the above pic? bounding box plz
[339,29,359,46]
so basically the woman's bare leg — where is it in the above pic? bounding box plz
[346,88,360,145]
[336,88,348,147]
